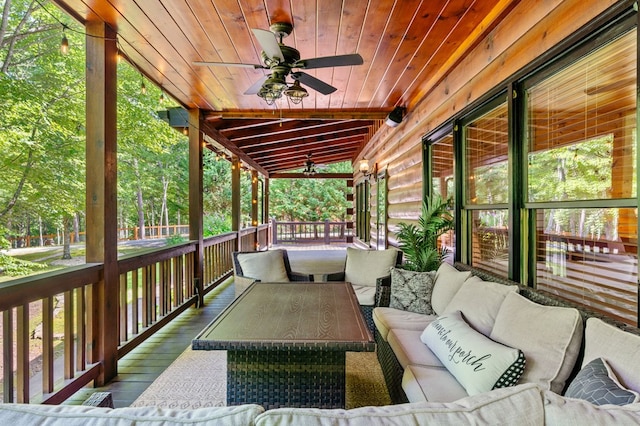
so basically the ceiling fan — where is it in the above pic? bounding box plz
[194,22,363,105]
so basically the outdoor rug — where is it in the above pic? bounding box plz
[130,348,390,409]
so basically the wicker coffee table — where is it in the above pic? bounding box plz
[192,281,374,409]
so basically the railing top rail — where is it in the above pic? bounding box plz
[117,241,198,274]
[0,263,103,312]
[204,232,237,247]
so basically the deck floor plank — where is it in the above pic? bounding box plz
[65,280,235,407]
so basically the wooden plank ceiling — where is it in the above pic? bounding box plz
[52,0,516,176]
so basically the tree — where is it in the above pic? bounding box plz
[269,162,351,221]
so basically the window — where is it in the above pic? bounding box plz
[464,101,510,277]
[525,29,637,325]
[430,133,456,261]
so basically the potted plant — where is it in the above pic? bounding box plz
[395,194,454,272]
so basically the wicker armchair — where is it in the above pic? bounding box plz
[232,249,313,297]
[324,248,403,333]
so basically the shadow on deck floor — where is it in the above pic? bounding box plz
[65,279,235,408]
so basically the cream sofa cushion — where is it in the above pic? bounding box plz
[583,317,640,393]
[403,364,467,403]
[255,383,544,426]
[236,249,289,282]
[490,292,583,394]
[388,328,443,369]
[372,307,435,341]
[351,284,376,306]
[431,262,471,315]
[344,248,399,287]
[443,276,518,336]
[0,403,264,426]
[544,389,640,425]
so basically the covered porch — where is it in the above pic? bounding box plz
[0,0,636,410]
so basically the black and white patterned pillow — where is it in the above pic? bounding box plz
[565,358,640,406]
[389,268,437,314]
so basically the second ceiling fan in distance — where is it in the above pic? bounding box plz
[194,22,363,105]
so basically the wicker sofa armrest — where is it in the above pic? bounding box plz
[323,271,346,282]
[82,392,114,408]
[375,275,392,307]
[290,271,314,282]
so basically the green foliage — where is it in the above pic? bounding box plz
[203,214,231,237]
[269,162,351,221]
[395,195,454,272]
[0,253,47,276]
[165,234,187,245]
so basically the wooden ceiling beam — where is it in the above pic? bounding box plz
[223,120,346,140]
[269,172,353,179]
[243,129,369,155]
[205,109,391,120]
[259,144,362,170]
[235,122,374,148]
[200,121,268,175]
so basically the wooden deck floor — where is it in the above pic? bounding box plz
[65,279,236,408]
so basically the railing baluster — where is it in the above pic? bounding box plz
[119,274,128,344]
[142,266,150,327]
[131,270,139,336]
[151,264,157,323]
[42,296,54,394]
[3,309,14,403]
[64,291,74,380]
[76,287,86,372]
[16,304,29,403]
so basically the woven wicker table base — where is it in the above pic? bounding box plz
[227,349,346,409]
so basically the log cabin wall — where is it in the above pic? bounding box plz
[356,0,619,247]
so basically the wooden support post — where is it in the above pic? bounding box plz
[264,178,270,246]
[85,21,118,385]
[251,171,258,227]
[231,156,241,248]
[188,109,204,307]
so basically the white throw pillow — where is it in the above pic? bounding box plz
[443,276,518,336]
[490,292,582,394]
[431,263,471,315]
[421,311,526,396]
[236,250,289,282]
[344,247,399,287]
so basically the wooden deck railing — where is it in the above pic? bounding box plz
[272,219,351,244]
[0,226,266,404]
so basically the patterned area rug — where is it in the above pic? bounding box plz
[131,348,390,409]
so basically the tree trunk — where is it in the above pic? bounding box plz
[73,212,80,243]
[134,158,145,240]
[62,216,71,259]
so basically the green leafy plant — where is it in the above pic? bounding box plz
[395,195,454,272]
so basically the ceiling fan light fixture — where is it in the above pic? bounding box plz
[258,86,280,105]
[284,80,308,104]
[263,74,288,93]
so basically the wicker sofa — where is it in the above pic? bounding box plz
[4,262,640,424]
[374,262,640,409]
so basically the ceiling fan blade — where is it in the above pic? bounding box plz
[193,61,264,69]
[244,75,269,95]
[252,28,285,63]
[292,72,337,95]
[295,53,363,70]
